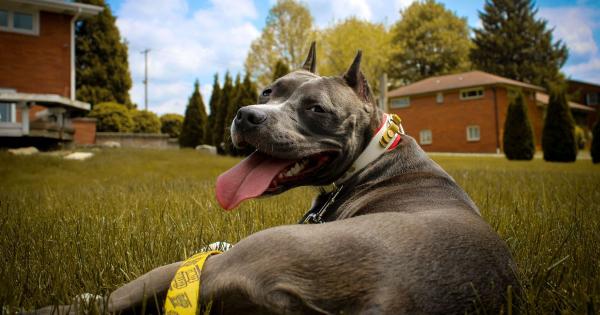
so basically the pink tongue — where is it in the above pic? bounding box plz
[216,151,295,210]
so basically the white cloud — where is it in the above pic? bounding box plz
[304,0,415,27]
[564,57,600,83]
[115,0,260,115]
[539,7,598,56]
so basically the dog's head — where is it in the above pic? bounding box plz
[216,42,383,210]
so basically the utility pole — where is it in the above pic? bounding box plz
[141,48,151,111]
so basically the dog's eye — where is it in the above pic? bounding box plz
[308,105,325,113]
[261,89,272,97]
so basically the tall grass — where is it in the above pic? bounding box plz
[0,149,598,314]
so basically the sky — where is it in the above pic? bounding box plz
[104,0,600,115]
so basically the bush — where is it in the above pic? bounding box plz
[503,92,535,160]
[592,119,600,164]
[574,125,587,150]
[160,113,184,138]
[132,110,161,133]
[542,84,577,162]
[88,102,133,132]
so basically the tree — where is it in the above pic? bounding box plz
[320,17,392,94]
[223,74,243,155]
[471,0,568,89]
[213,72,233,153]
[245,0,315,88]
[542,84,577,162]
[88,102,133,132]
[179,80,208,148]
[160,113,184,138]
[76,0,132,108]
[131,110,161,133]
[389,0,471,84]
[503,92,535,160]
[592,118,600,164]
[203,74,221,145]
[272,60,290,81]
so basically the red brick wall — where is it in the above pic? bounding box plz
[0,11,72,97]
[390,86,544,153]
[72,118,96,145]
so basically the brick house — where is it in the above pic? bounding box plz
[387,71,595,153]
[0,0,102,148]
[567,79,600,129]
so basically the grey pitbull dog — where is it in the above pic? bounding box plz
[35,43,519,314]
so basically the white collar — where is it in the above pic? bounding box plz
[334,113,404,187]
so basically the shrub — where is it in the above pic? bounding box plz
[574,125,587,150]
[592,119,600,164]
[132,110,161,133]
[542,84,577,162]
[160,113,184,138]
[503,92,535,160]
[88,102,133,132]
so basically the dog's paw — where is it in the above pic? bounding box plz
[202,241,233,252]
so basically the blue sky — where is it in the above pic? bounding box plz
[104,0,600,115]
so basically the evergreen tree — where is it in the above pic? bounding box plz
[203,74,221,145]
[471,0,568,89]
[213,72,233,153]
[272,60,290,81]
[76,0,132,108]
[592,118,600,164]
[542,84,577,162]
[503,92,535,160]
[223,74,243,155]
[179,80,208,148]
[389,0,472,84]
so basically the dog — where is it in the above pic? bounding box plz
[35,43,519,314]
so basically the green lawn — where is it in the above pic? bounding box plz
[0,149,599,314]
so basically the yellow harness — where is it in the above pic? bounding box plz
[164,250,221,315]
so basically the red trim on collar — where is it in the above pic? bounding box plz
[374,114,387,133]
[374,113,402,151]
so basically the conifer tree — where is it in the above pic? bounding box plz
[542,84,577,162]
[503,92,535,160]
[592,118,600,164]
[76,0,132,108]
[213,72,233,153]
[204,74,221,145]
[223,74,243,155]
[272,60,290,81]
[471,0,568,89]
[179,80,208,148]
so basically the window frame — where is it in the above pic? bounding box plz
[419,129,432,145]
[0,103,17,123]
[460,87,484,100]
[586,92,598,106]
[390,97,410,109]
[0,6,39,36]
[466,125,480,142]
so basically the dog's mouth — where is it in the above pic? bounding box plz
[215,150,335,210]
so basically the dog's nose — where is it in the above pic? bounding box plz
[235,107,267,130]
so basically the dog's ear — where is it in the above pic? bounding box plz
[301,41,317,73]
[343,50,372,103]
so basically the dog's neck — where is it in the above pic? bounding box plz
[311,136,480,222]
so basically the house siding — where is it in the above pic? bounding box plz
[0,11,71,97]
[390,86,544,153]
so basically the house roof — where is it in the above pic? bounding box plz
[535,93,595,113]
[3,0,103,17]
[0,92,91,111]
[388,71,545,98]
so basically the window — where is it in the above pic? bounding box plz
[586,92,598,106]
[0,7,38,35]
[466,125,480,142]
[0,103,16,123]
[419,129,432,145]
[390,97,410,108]
[460,87,484,100]
[0,10,8,27]
[436,92,443,103]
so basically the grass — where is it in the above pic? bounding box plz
[0,148,599,314]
